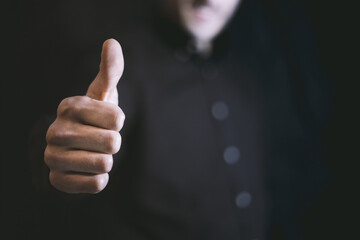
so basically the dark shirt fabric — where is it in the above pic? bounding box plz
[18,0,342,239]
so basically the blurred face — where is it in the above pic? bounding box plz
[174,0,241,42]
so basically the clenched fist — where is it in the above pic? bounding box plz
[44,39,125,194]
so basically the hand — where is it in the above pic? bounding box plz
[44,39,125,194]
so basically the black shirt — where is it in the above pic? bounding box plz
[18,0,339,239]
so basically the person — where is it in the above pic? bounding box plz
[44,0,242,195]
[18,0,346,239]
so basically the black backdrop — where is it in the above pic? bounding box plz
[3,0,357,239]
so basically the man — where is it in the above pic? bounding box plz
[44,0,242,195]
[25,0,336,239]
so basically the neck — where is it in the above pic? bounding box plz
[192,38,213,57]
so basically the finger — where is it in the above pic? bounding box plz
[45,145,113,174]
[49,171,109,194]
[86,39,124,104]
[57,96,125,131]
[47,121,121,154]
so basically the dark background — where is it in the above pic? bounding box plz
[3,0,357,238]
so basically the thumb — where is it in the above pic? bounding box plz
[86,38,124,104]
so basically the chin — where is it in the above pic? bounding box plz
[186,23,223,43]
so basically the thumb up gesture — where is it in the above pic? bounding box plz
[44,39,125,194]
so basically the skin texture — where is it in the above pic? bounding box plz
[44,1,240,194]
[44,39,125,194]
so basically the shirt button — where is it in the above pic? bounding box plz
[211,101,229,120]
[223,146,240,165]
[235,191,252,208]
